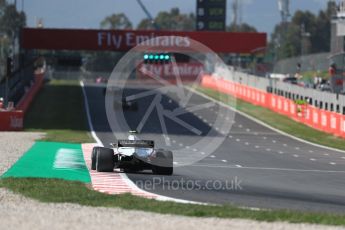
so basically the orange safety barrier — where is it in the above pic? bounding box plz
[339,114,345,138]
[201,75,345,139]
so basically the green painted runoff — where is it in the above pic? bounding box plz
[2,142,91,183]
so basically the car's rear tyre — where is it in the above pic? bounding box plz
[152,150,173,175]
[91,147,101,170]
[96,147,114,172]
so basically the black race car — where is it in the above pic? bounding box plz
[103,87,138,111]
[91,132,173,175]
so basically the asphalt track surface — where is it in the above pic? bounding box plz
[84,81,345,214]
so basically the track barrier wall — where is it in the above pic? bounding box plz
[201,75,345,139]
[0,72,44,131]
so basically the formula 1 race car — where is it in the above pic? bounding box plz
[116,97,138,111]
[103,87,138,111]
[91,132,173,175]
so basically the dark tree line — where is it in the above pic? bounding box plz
[101,2,336,60]
[100,7,256,32]
[269,1,336,59]
[101,8,195,31]
[0,0,26,39]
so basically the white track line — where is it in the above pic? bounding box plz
[80,81,102,146]
[190,164,345,173]
[188,86,345,154]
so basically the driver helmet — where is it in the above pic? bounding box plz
[128,130,138,140]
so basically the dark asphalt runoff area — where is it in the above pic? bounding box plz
[84,81,345,214]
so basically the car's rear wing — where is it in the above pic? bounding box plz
[117,140,154,148]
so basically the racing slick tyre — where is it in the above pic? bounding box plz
[91,147,102,170]
[96,147,115,172]
[152,150,173,175]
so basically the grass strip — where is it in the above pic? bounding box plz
[1,178,345,226]
[198,87,345,151]
[24,80,93,143]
